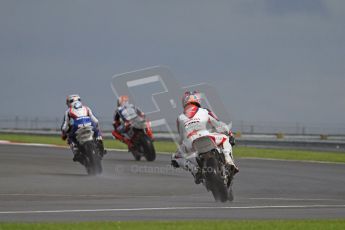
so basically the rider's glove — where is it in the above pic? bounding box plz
[61,133,67,141]
[138,111,146,118]
[124,121,130,130]
[228,131,236,146]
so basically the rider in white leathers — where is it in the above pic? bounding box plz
[171,91,239,184]
[61,94,106,162]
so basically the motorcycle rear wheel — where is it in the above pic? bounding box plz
[139,135,156,162]
[205,157,228,202]
[84,141,103,175]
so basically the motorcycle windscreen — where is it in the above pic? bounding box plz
[130,116,146,129]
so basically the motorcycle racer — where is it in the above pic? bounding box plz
[61,94,106,162]
[112,95,153,149]
[171,91,239,184]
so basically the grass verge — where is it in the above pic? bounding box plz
[0,133,345,163]
[235,147,345,163]
[0,220,345,230]
[0,133,175,151]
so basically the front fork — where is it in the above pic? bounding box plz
[145,120,154,140]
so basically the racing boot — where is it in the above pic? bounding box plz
[225,163,239,176]
[171,152,202,184]
[96,138,107,157]
[126,139,134,153]
[223,150,239,176]
[71,143,83,163]
[221,140,239,176]
[224,158,239,176]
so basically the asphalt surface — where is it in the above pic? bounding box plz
[0,144,344,222]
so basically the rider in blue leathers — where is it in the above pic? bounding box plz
[61,95,106,162]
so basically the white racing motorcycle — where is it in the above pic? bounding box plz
[190,134,235,202]
[75,126,103,175]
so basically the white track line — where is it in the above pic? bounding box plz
[0,141,64,148]
[0,140,10,144]
[238,157,345,165]
[1,204,345,215]
[1,194,343,202]
[248,197,344,201]
[0,193,165,198]
[0,140,154,153]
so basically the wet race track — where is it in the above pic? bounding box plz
[0,144,344,222]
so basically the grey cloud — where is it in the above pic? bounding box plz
[264,0,328,16]
[0,0,344,126]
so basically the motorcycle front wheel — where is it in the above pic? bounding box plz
[139,135,156,162]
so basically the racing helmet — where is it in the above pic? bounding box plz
[117,95,129,107]
[182,91,201,108]
[66,94,81,107]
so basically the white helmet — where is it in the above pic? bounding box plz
[182,91,201,108]
[66,94,81,107]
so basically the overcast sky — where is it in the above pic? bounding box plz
[0,0,344,126]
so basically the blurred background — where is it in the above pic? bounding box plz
[0,0,344,135]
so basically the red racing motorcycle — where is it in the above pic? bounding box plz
[112,116,156,161]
